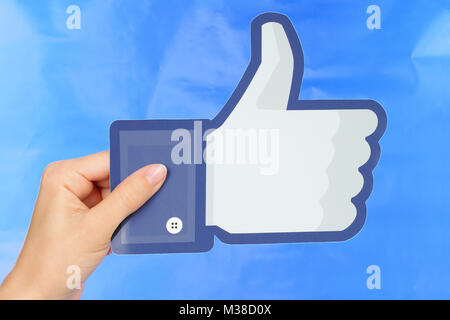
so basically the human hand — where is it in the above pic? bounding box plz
[0,151,167,299]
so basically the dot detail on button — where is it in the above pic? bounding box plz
[166,217,183,234]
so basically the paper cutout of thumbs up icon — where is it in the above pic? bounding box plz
[110,13,387,254]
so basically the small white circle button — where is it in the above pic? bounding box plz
[166,217,183,234]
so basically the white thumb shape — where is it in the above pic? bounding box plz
[237,22,294,112]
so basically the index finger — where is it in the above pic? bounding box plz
[72,150,110,182]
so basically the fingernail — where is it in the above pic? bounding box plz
[145,164,167,186]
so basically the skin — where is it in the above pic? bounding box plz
[0,151,167,300]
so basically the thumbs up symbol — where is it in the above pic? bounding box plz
[110,13,386,254]
[204,13,386,244]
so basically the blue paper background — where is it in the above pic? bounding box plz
[0,0,449,299]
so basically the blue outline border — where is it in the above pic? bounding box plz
[110,12,387,254]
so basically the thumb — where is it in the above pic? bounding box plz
[90,164,167,236]
[238,18,295,111]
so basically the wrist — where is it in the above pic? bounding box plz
[0,267,51,300]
